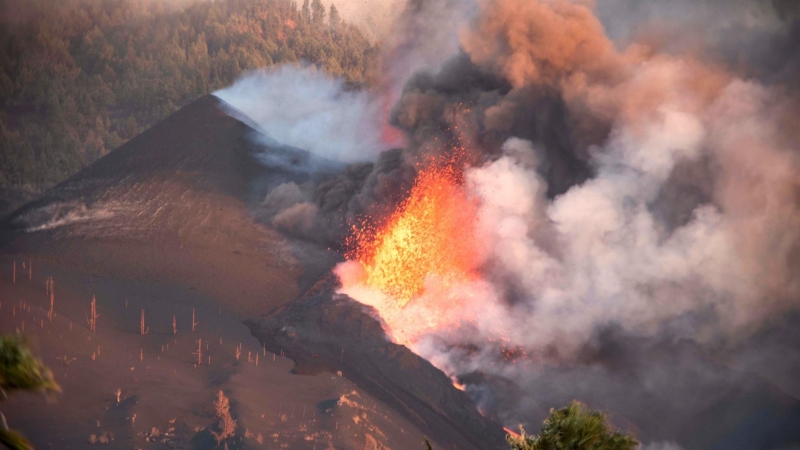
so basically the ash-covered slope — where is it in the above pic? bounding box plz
[247,282,508,450]
[0,95,303,314]
[4,94,258,238]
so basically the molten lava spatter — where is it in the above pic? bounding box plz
[347,153,480,306]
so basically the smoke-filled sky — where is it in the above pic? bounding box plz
[218,0,800,448]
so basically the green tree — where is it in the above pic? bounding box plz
[311,0,326,26]
[329,4,341,30]
[507,401,639,450]
[0,335,61,450]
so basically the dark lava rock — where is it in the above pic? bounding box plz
[246,287,507,450]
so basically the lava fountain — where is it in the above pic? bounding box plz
[337,150,491,345]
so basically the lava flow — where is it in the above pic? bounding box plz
[345,152,480,307]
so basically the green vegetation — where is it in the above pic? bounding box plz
[507,401,639,450]
[0,0,374,191]
[0,334,61,450]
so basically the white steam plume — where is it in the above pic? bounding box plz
[214,65,402,164]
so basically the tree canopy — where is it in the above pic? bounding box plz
[507,401,639,450]
[0,334,61,450]
[0,0,375,191]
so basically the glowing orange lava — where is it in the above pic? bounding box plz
[347,153,480,307]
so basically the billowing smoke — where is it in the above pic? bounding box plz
[339,0,800,444]
[592,0,800,89]
[219,0,800,446]
[338,0,800,345]
[428,0,800,353]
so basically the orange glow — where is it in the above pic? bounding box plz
[347,152,480,306]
